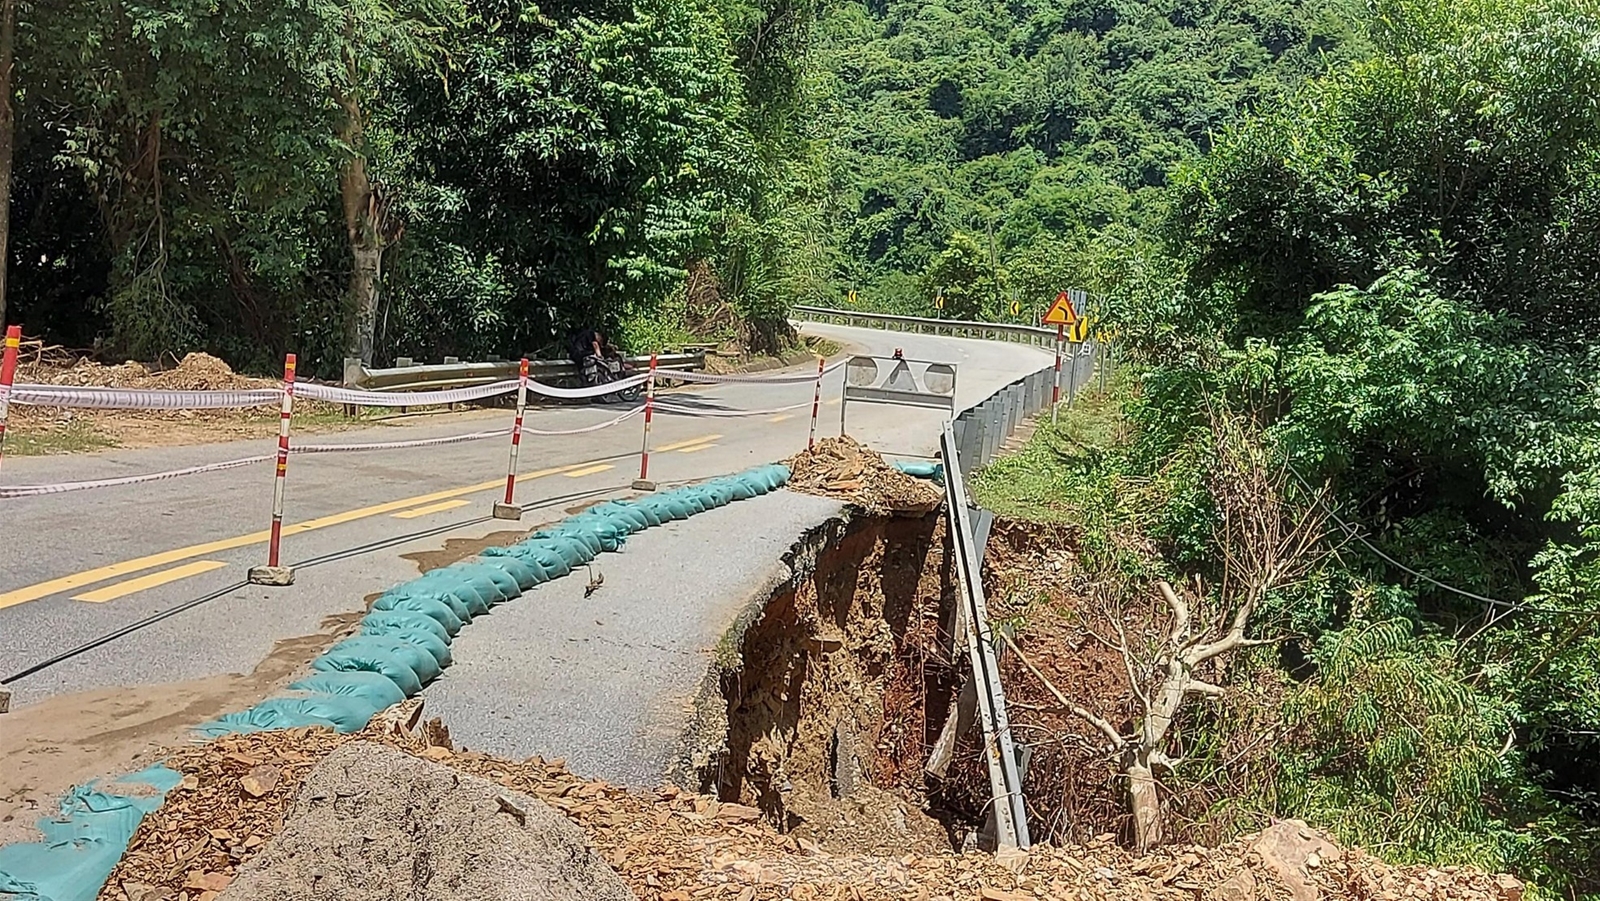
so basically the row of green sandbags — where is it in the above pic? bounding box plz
[192,463,793,737]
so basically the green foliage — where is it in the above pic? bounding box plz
[816,0,1369,311]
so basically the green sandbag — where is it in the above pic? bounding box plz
[536,527,602,559]
[289,671,407,713]
[405,569,493,613]
[0,766,178,901]
[564,514,626,551]
[194,704,342,738]
[628,500,665,527]
[504,540,574,577]
[361,610,452,645]
[378,585,473,623]
[360,622,454,668]
[311,642,425,697]
[400,573,489,617]
[892,460,944,481]
[479,554,542,590]
[724,478,758,501]
[251,695,376,734]
[327,635,442,684]
[369,594,463,636]
[678,489,712,514]
[439,562,521,604]
[590,502,651,531]
[633,495,681,521]
[700,482,735,506]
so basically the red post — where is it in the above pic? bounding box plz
[0,325,20,473]
[494,358,530,519]
[632,354,658,491]
[1050,323,1064,424]
[249,353,297,585]
[808,355,825,450]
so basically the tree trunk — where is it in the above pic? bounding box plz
[1127,751,1164,853]
[338,93,379,365]
[0,0,16,326]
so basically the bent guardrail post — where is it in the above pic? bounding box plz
[941,421,1030,850]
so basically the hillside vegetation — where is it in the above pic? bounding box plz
[0,0,1597,892]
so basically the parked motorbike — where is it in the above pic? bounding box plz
[581,354,643,403]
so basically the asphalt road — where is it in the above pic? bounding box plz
[0,323,1054,781]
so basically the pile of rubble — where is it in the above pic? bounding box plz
[101,713,1525,901]
[785,437,941,515]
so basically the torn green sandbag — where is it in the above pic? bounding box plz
[359,622,454,668]
[359,610,452,645]
[311,642,425,697]
[288,671,406,713]
[326,635,442,685]
[368,594,464,636]
[0,766,179,901]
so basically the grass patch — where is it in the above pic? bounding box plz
[5,421,117,455]
[971,380,1130,525]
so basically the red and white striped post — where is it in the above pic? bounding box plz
[493,358,531,520]
[1050,323,1064,424]
[249,353,298,586]
[808,355,825,450]
[0,325,20,473]
[632,354,659,491]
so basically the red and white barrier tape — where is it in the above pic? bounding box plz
[10,360,833,411]
[0,406,650,499]
[521,405,644,435]
[294,380,521,407]
[0,455,273,498]
[10,384,284,409]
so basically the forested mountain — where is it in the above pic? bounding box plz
[814,0,1368,317]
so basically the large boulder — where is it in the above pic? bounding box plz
[219,741,635,901]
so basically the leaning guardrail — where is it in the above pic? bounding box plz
[794,305,1057,348]
[342,352,706,392]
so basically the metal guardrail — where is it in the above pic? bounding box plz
[794,305,1059,348]
[342,352,706,392]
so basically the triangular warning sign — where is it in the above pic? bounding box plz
[884,358,916,392]
[1042,291,1078,326]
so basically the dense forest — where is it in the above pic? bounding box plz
[3,0,1600,893]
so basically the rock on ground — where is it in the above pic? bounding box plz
[217,741,634,901]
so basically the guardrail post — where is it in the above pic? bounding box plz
[0,325,19,473]
[633,354,659,491]
[808,355,825,450]
[494,358,531,519]
[249,353,297,586]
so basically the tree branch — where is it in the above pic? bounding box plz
[1000,632,1128,751]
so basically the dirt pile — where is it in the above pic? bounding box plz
[28,352,273,392]
[785,437,941,514]
[218,741,632,901]
[100,710,1523,901]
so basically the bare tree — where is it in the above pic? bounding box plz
[1006,416,1330,852]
